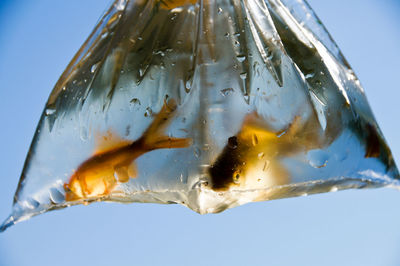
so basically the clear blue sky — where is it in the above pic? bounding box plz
[0,1,400,265]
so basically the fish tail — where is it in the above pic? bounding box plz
[140,98,192,150]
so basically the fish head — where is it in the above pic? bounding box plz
[209,136,248,191]
[63,173,84,202]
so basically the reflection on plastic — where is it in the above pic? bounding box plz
[1,0,399,232]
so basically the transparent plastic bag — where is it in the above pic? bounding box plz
[1,0,398,232]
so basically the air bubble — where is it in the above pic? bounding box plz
[26,198,40,209]
[252,134,258,146]
[45,107,56,116]
[130,98,141,106]
[80,126,88,141]
[194,147,201,158]
[305,73,315,79]
[49,188,65,204]
[237,55,246,62]
[307,150,329,168]
[220,88,234,96]
[144,107,153,117]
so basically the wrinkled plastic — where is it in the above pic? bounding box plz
[1,0,399,232]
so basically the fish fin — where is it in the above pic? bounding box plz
[240,114,307,144]
[268,161,291,186]
[281,115,304,140]
[94,129,131,155]
[141,98,192,150]
[114,166,130,183]
[107,44,129,103]
[240,113,277,142]
[142,98,177,140]
[152,137,193,150]
[128,163,138,178]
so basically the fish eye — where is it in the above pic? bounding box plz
[63,184,71,192]
[232,171,241,184]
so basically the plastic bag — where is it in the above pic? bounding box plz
[1,0,398,232]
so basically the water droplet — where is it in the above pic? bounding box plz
[185,69,194,93]
[237,55,246,62]
[252,134,258,146]
[45,107,56,116]
[130,98,141,105]
[276,129,287,138]
[310,90,327,107]
[194,147,201,158]
[218,7,223,13]
[107,12,122,29]
[201,181,209,187]
[228,136,238,149]
[258,152,264,159]
[240,72,247,79]
[262,161,270,171]
[101,31,109,39]
[220,88,234,96]
[144,107,153,117]
[26,198,40,209]
[80,126,88,141]
[307,150,329,168]
[224,32,230,38]
[139,67,146,77]
[115,0,127,11]
[305,73,315,79]
[49,188,64,204]
[154,50,165,57]
[185,79,192,93]
[125,125,131,136]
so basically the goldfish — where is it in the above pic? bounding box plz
[64,99,191,201]
[209,113,324,192]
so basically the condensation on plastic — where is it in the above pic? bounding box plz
[1,0,399,232]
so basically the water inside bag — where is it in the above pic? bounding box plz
[1,0,399,231]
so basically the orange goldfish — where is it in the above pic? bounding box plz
[209,113,324,191]
[64,99,191,201]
